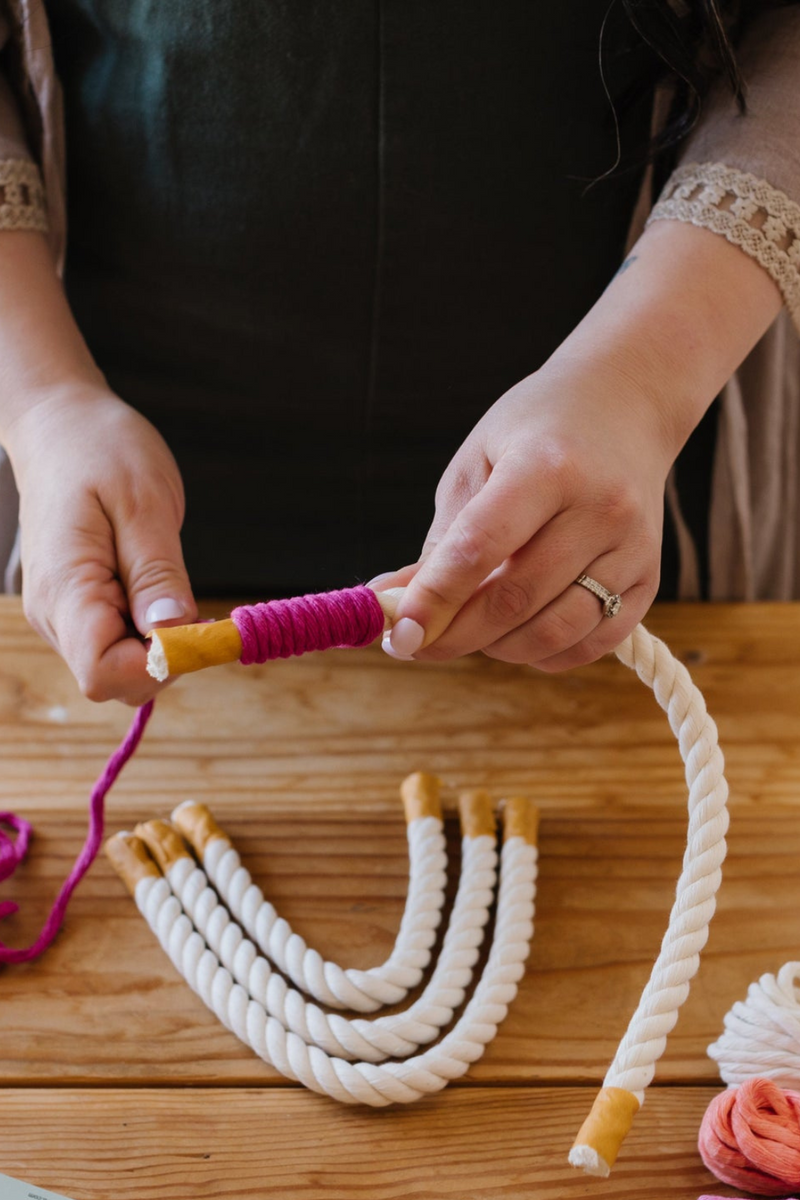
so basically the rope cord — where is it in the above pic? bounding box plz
[569,623,730,1176]
[128,832,537,1105]
[188,814,448,1013]
[1,585,730,1181]
[139,823,497,1062]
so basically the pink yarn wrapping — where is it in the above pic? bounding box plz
[232,585,386,664]
[0,699,154,964]
[699,1079,800,1196]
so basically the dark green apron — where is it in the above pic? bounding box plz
[48,1,684,597]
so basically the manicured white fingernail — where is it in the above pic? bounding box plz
[381,631,415,661]
[390,618,425,656]
[367,571,396,588]
[144,598,185,626]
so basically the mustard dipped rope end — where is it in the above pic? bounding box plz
[146,619,243,681]
[171,799,232,855]
[568,1086,640,1177]
[105,832,162,895]
[400,772,443,823]
[500,796,540,846]
[458,789,496,839]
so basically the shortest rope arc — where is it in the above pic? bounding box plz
[170,771,449,1013]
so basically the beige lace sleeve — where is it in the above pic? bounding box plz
[0,157,47,231]
[643,5,800,330]
[646,163,800,326]
[0,11,48,234]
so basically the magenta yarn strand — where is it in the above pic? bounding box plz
[0,699,154,964]
[0,813,32,919]
[232,585,385,664]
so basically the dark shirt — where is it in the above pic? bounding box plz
[48,0,663,596]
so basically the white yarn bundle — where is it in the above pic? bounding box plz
[709,962,800,1088]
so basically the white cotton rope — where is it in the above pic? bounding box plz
[154,834,498,1062]
[176,806,448,1014]
[130,835,537,1104]
[708,962,800,1089]
[570,622,730,1177]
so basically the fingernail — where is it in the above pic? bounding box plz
[381,631,415,661]
[366,571,396,589]
[390,617,425,656]
[144,598,186,626]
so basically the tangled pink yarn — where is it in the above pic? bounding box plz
[699,1078,800,1196]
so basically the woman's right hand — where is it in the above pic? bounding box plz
[5,387,197,705]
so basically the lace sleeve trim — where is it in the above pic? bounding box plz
[646,162,800,326]
[0,159,48,233]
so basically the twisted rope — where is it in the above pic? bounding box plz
[570,623,730,1176]
[183,811,448,1013]
[146,830,497,1062]
[130,834,537,1104]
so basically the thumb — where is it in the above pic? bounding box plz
[116,510,198,636]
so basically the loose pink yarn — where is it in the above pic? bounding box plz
[1,586,389,965]
[0,812,32,920]
[232,585,385,664]
[0,699,154,964]
[699,1078,800,1196]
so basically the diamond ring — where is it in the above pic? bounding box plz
[574,573,622,618]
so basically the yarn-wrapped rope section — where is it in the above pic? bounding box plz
[146,585,396,681]
[171,772,449,1013]
[106,801,538,1105]
[569,623,730,1177]
[132,793,498,1062]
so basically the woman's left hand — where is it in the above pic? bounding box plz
[373,220,784,671]
[375,351,671,672]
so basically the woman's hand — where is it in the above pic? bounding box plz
[378,219,784,670]
[6,387,196,705]
[379,355,669,671]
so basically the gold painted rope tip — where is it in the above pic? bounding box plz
[400,773,443,823]
[569,1087,640,1176]
[105,832,161,894]
[500,797,540,846]
[145,619,243,681]
[134,818,193,872]
[171,800,231,854]
[458,789,496,839]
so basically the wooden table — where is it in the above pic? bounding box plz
[1,597,799,1199]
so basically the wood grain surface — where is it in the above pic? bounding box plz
[0,1087,738,1200]
[2,598,799,1199]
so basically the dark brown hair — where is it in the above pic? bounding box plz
[621,0,789,151]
